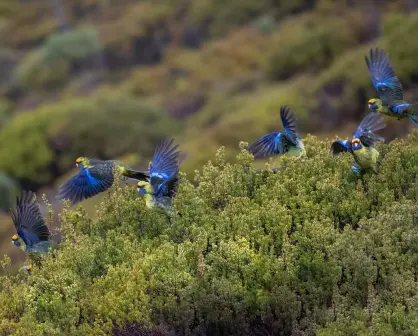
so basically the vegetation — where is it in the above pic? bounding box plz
[0,90,180,186]
[0,133,417,335]
[0,1,418,333]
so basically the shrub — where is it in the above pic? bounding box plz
[13,27,102,90]
[0,90,182,185]
[0,132,417,335]
[267,14,361,80]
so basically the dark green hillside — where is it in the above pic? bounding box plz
[0,133,417,335]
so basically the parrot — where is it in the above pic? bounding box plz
[10,190,52,272]
[248,105,306,159]
[365,47,418,126]
[57,158,150,204]
[331,113,385,173]
[136,138,186,215]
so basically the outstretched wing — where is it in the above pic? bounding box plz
[331,140,352,156]
[149,139,183,196]
[280,105,298,145]
[353,113,385,147]
[10,191,49,248]
[248,132,286,159]
[365,48,403,105]
[57,165,114,204]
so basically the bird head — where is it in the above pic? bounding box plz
[368,98,380,111]
[351,138,363,151]
[137,181,150,195]
[11,234,22,247]
[22,265,32,274]
[75,157,89,169]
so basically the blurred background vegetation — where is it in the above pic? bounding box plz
[0,0,418,270]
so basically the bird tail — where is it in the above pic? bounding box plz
[408,114,418,127]
[124,168,150,181]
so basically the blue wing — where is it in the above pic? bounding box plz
[149,139,183,195]
[248,132,286,159]
[353,113,385,146]
[351,163,362,173]
[392,103,414,114]
[10,191,50,248]
[365,48,403,105]
[280,105,298,145]
[57,167,114,204]
[409,114,418,126]
[331,140,352,156]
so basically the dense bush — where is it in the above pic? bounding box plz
[0,91,181,186]
[14,27,102,90]
[267,11,368,81]
[0,132,417,335]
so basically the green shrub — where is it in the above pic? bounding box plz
[0,171,17,211]
[0,132,417,335]
[0,90,182,184]
[267,14,361,80]
[42,27,102,63]
[13,27,102,90]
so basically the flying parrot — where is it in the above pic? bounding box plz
[136,139,186,215]
[248,105,306,159]
[365,47,418,126]
[57,158,150,204]
[10,190,52,272]
[331,113,385,173]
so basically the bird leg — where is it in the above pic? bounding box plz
[120,176,130,186]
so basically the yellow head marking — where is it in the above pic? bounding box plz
[137,181,148,188]
[12,234,19,241]
[75,157,82,164]
[352,138,360,145]
[368,98,376,105]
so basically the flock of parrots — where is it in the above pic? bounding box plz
[7,47,418,272]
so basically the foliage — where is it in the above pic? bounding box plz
[14,27,102,90]
[0,133,417,335]
[0,171,17,211]
[0,91,181,185]
[267,11,367,80]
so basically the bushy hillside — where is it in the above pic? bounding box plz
[1,0,418,190]
[1,133,417,335]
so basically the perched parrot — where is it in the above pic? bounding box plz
[136,139,185,214]
[331,113,385,173]
[365,48,418,126]
[248,105,306,159]
[57,158,150,204]
[10,191,51,272]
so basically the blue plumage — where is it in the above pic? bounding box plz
[149,139,183,197]
[365,48,404,106]
[332,113,385,158]
[331,113,385,173]
[248,106,305,159]
[409,115,418,126]
[10,191,51,252]
[57,162,114,204]
[352,113,385,146]
[331,140,352,155]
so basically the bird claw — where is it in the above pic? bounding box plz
[120,176,130,185]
